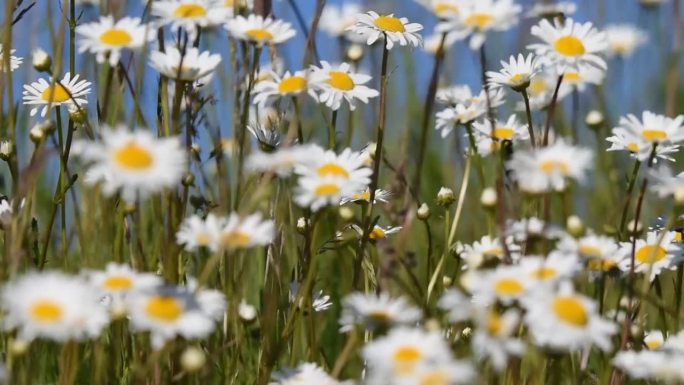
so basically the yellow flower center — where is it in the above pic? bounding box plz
[626,142,640,152]
[374,15,405,32]
[103,275,133,290]
[587,259,617,271]
[530,267,557,280]
[564,71,582,82]
[493,127,515,140]
[420,370,449,385]
[40,83,72,103]
[434,2,459,15]
[487,312,503,335]
[642,129,668,142]
[529,78,547,95]
[368,310,391,322]
[30,300,63,323]
[327,71,355,91]
[645,338,663,349]
[317,162,350,178]
[510,73,526,83]
[113,142,154,170]
[173,3,207,17]
[220,230,251,248]
[494,278,524,295]
[635,245,667,264]
[370,227,386,240]
[195,232,212,246]
[464,13,494,29]
[314,183,341,196]
[539,160,569,174]
[676,232,683,242]
[578,244,602,258]
[352,191,371,201]
[553,296,588,326]
[278,76,307,93]
[245,28,274,41]
[100,28,133,46]
[393,346,421,363]
[484,247,503,257]
[145,296,183,322]
[554,35,586,56]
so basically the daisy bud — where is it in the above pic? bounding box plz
[68,105,87,124]
[0,140,13,161]
[566,215,584,237]
[9,339,30,356]
[461,327,472,338]
[675,188,684,206]
[437,187,455,206]
[238,299,257,323]
[39,120,56,135]
[585,110,604,130]
[339,206,354,221]
[124,203,137,214]
[32,48,52,72]
[29,126,45,143]
[110,302,128,320]
[425,319,441,332]
[296,217,309,233]
[182,173,195,187]
[346,44,364,62]
[417,203,431,220]
[442,275,452,287]
[181,346,206,373]
[480,187,497,209]
[627,219,643,235]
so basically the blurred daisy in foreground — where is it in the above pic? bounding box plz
[649,167,684,200]
[456,234,520,269]
[246,145,318,177]
[613,350,684,382]
[472,115,530,156]
[152,0,231,38]
[644,330,666,349]
[225,14,296,46]
[435,88,505,137]
[340,188,392,205]
[559,64,606,92]
[422,32,461,54]
[436,84,477,106]
[472,308,525,372]
[76,15,153,66]
[176,213,225,252]
[556,234,620,272]
[438,289,476,322]
[72,126,187,202]
[348,11,423,50]
[252,70,318,107]
[519,252,581,285]
[516,71,571,111]
[218,212,274,250]
[392,360,476,385]
[339,292,422,331]
[525,2,577,18]
[1,271,110,341]
[604,24,648,58]
[127,284,225,349]
[0,44,22,71]
[528,18,607,73]
[23,72,91,117]
[149,46,221,81]
[319,3,363,38]
[295,146,373,188]
[606,126,679,162]
[270,363,343,385]
[88,263,162,301]
[415,0,463,19]
[468,265,534,305]
[487,53,543,92]
[309,61,379,111]
[617,230,683,282]
[522,282,617,351]
[508,139,593,193]
[613,111,684,147]
[437,0,522,50]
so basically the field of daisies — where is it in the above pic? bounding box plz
[0,0,684,383]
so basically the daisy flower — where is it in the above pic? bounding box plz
[126,284,226,349]
[556,234,621,271]
[294,171,369,211]
[72,125,187,202]
[309,61,379,111]
[644,330,666,349]
[149,46,221,81]
[519,251,581,285]
[319,3,363,38]
[559,63,606,92]
[176,213,225,252]
[528,18,608,73]
[437,0,522,50]
[457,235,520,269]
[436,85,477,106]
[1,271,110,341]
[88,263,162,310]
[270,363,342,385]
[472,115,530,156]
[522,282,617,351]
[252,70,318,107]
[23,72,91,117]
[613,350,684,382]
[606,126,680,162]
[604,24,648,58]
[487,53,543,92]
[246,145,318,177]
[340,188,392,205]
[516,70,571,111]
[472,308,525,372]
[339,292,422,332]
[415,0,464,19]
[438,289,476,322]
[468,265,535,305]
[295,146,373,188]
[525,2,577,18]
[649,167,684,199]
[348,11,423,50]
[613,111,684,147]
[435,88,505,137]
[225,14,296,46]
[367,225,402,241]
[218,212,275,250]
[617,231,683,282]
[76,15,153,66]
[152,0,231,38]
[0,44,22,71]
[507,139,593,193]
[392,360,476,385]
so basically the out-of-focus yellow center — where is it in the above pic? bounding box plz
[100,28,133,46]
[114,142,154,170]
[627,142,640,152]
[374,16,405,32]
[487,312,503,335]
[315,183,341,196]
[493,127,515,140]
[278,76,307,93]
[564,71,582,82]
[195,232,212,246]
[41,84,71,103]
[434,2,459,15]
[368,310,391,322]
[246,28,273,41]
[464,13,494,29]
[579,244,602,258]
[317,163,350,178]
[220,230,251,248]
[174,4,207,17]
[554,36,586,56]
[103,275,133,290]
[635,245,667,264]
[145,296,183,322]
[370,227,386,240]
[530,267,557,280]
[327,71,355,91]
[420,370,449,385]
[393,346,421,363]
[529,78,547,95]
[642,129,667,141]
[540,160,569,174]
[553,296,588,326]
[587,259,617,271]
[352,191,371,201]
[30,300,63,323]
[494,278,524,295]
[645,338,663,349]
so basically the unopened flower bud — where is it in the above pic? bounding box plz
[32,48,51,72]
[425,319,441,332]
[110,302,128,320]
[296,217,309,233]
[627,219,643,235]
[566,215,584,237]
[346,44,364,62]
[39,120,56,135]
[29,126,45,143]
[339,206,354,221]
[182,173,195,187]
[585,110,604,130]
[417,203,431,220]
[238,299,257,323]
[68,105,87,124]
[442,276,452,287]
[181,346,206,372]
[9,339,29,356]
[0,140,13,161]
[124,203,137,214]
[480,187,497,209]
[437,187,455,206]
[675,188,684,206]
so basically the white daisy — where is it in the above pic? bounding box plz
[319,3,363,38]
[519,251,581,285]
[309,61,379,111]
[1,271,110,341]
[218,212,275,250]
[225,14,296,45]
[472,115,530,156]
[339,292,422,332]
[415,0,464,18]
[606,126,680,162]
[645,330,666,349]
[340,188,392,205]
[508,139,593,193]
[246,144,319,177]
[152,0,231,38]
[613,111,684,147]
[270,363,342,385]
[487,53,543,92]
[617,231,683,282]
[468,265,535,305]
[348,11,423,50]
[0,44,22,72]
[422,32,461,54]
[435,88,505,137]
[559,64,606,92]
[392,360,476,385]
[176,213,225,252]
[126,284,226,349]
[472,308,526,372]
[525,2,577,18]
[437,0,522,50]
[367,225,402,241]
[295,146,373,187]
[23,72,91,117]
[76,15,153,66]
[649,167,684,199]
[149,46,221,81]
[604,24,648,58]
[528,18,608,73]
[252,70,318,107]
[438,289,476,322]
[516,70,571,111]
[613,350,684,382]
[522,281,617,351]
[294,170,370,211]
[506,217,568,242]
[72,125,187,202]
[289,282,333,313]
[456,234,520,269]
[556,233,621,271]
[88,263,162,309]
[436,84,476,106]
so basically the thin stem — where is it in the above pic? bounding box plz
[521,89,536,147]
[464,122,486,188]
[543,75,564,146]
[618,160,642,240]
[329,109,338,150]
[235,45,261,210]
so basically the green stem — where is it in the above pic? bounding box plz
[328,109,338,150]
[521,89,536,147]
